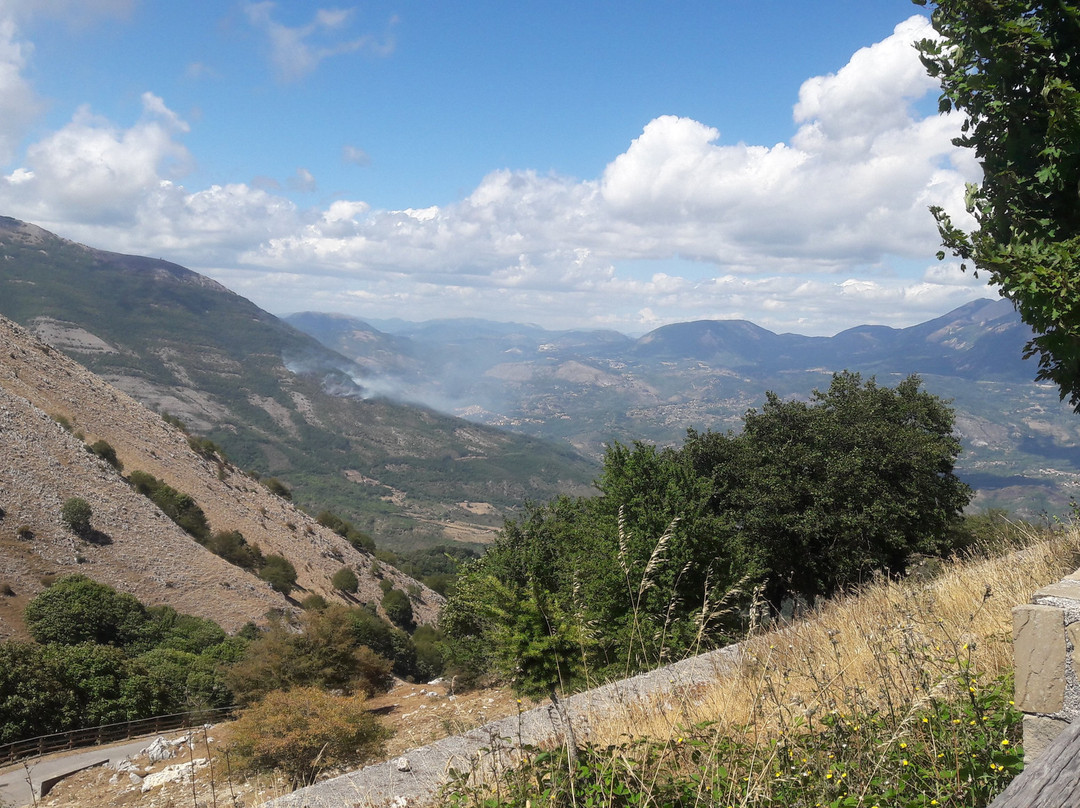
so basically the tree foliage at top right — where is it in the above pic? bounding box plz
[915,0,1080,408]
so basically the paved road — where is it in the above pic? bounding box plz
[0,737,154,807]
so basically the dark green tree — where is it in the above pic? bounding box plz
[734,372,971,605]
[381,588,414,630]
[60,497,93,536]
[0,642,71,741]
[24,574,153,649]
[915,0,1080,408]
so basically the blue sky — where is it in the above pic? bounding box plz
[0,1,989,335]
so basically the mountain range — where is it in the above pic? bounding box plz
[0,217,597,553]
[287,300,1080,519]
[2,213,1077,541]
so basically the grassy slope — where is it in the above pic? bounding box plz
[444,524,1080,807]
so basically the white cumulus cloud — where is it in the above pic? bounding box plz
[0,13,990,334]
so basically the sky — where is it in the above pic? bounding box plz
[0,1,992,336]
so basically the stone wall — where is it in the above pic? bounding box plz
[1012,569,1080,759]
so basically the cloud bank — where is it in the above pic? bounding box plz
[0,13,987,334]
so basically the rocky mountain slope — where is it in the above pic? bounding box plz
[0,216,597,552]
[0,314,441,641]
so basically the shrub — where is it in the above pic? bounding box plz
[226,607,393,705]
[205,530,263,571]
[301,594,328,611]
[0,583,13,596]
[227,687,388,786]
[60,497,93,536]
[187,435,225,461]
[381,588,414,630]
[161,412,187,432]
[128,471,210,541]
[331,566,359,594]
[262,477,292,500]
[260,555,298,596]
[316,511,348,536]
[316,510,375,552]
[88,439,122,471]
[16,525,33,540]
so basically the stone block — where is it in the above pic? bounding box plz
[1013,604,1065,714]
[1022,714,1070,763]
[1033,578,1080,603]
[1070,622,1080,679]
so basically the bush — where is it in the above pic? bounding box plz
[260,555,298,596]
[60,497,93,536]
[316,511,375,552]
[331,566,359,594]
[205,530,263,571]
[316,510,348,535]
[187,435,225,461]
[128,471,210,541]
[262,477,292,500]
[225,607,394,705]
[24,574,152,649]
[88,439,122,471]
[227,687,388,786]
[381,588,414,630]
[301,594,328,611]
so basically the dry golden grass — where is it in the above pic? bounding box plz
[437,524,1080,807]
[580,522,1080,750]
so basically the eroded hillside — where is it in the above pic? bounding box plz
[0,315,441,639]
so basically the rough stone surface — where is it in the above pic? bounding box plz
[1013,604,1066,714]
[1033,578,1080,601]
[1070,622,1080,680]
[1022,714,1070,762]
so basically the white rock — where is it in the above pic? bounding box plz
[140,759,207,792]
[394,757,411,772]
[141,736,178,763]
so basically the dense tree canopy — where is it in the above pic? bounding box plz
[24,574,151,649]
[915,0,1080,407]
[442,373,972,688]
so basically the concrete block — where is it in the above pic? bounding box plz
[1022,715,1069,763]
[1013,604,1065,714]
